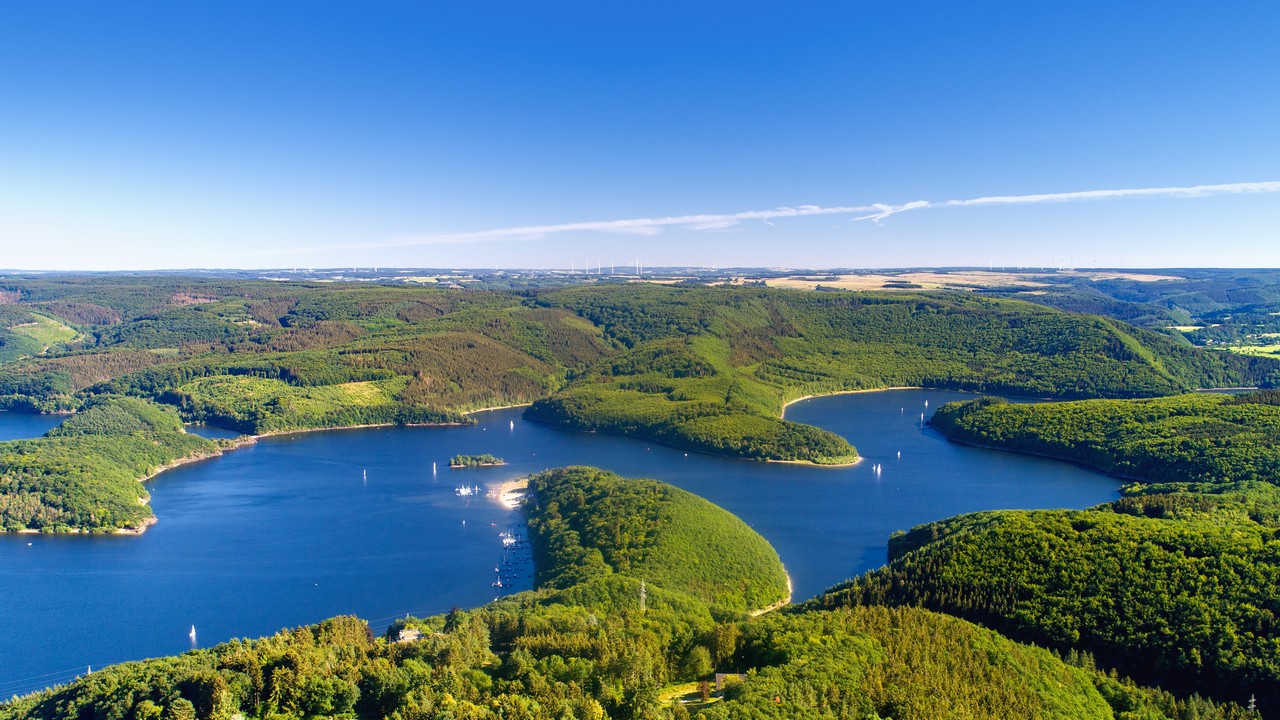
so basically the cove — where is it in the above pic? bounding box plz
[0,411,66,441]
[0,389,1119,697]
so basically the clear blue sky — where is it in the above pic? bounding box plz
[2,1,1277,270]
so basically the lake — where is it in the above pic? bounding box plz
[0,411,66,441]
[0,390,1119,696]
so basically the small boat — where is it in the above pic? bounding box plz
[189,625,197,641]
[509,420,514,430]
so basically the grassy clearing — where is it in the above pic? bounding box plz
[657,681,721,708]
[1225,343,1280,358]
[8,313,79,349]
[169,375,459,432]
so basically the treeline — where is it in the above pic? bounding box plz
[0,396,225,532]
[931,392,1280,486]
[7,466,1249,720]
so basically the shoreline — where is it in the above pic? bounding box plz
[465,403,532,415]
[123,436,261,534]
[939,433,1142,486]
[251,420,468,441]
[5,407,537,536]
[750,569,794,617]
[765,456,860,468]
[1,437,259,536]
[491,478,530,510]
[780,387,921,418]
[239,403,531,441]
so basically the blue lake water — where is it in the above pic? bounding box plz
[0,412,65,441]
[0,390,1119,696]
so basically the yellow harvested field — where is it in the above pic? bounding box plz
[763,269,1183,292]
[765,271,1049,292]
[1060,271,1183,282]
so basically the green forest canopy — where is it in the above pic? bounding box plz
[2,278,1275,464]
[806,389,1280,708]
[0,396,224,533]
[5,465,1250,720]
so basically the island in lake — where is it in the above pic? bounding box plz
[449,453,506,468]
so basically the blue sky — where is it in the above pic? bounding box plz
[1,2,1277,270]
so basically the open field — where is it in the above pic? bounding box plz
[763,269,1183,292]
[1226,343,1280,358]
[764,271,1047,291]
[7,313,79,349]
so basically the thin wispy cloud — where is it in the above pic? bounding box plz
[268,180,1280,257]
[271,204,872,256]
[850,180,1280,223]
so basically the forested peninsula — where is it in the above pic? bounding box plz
[3,466,1250,720]
[930,390,1280,485]
[806,389,1280,708]
[0,395,240,533]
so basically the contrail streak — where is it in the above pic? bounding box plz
[265,180,1280,256]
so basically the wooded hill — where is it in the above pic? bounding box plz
[0,396,231,532]
[809,390,1280,708]
[4,466,1250,720]
[528,284,1274,464]
[525,466,789,614]
[931,391,1280,485]
[812,501,1280,710]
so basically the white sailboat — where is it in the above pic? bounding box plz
[189,625,197,641]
